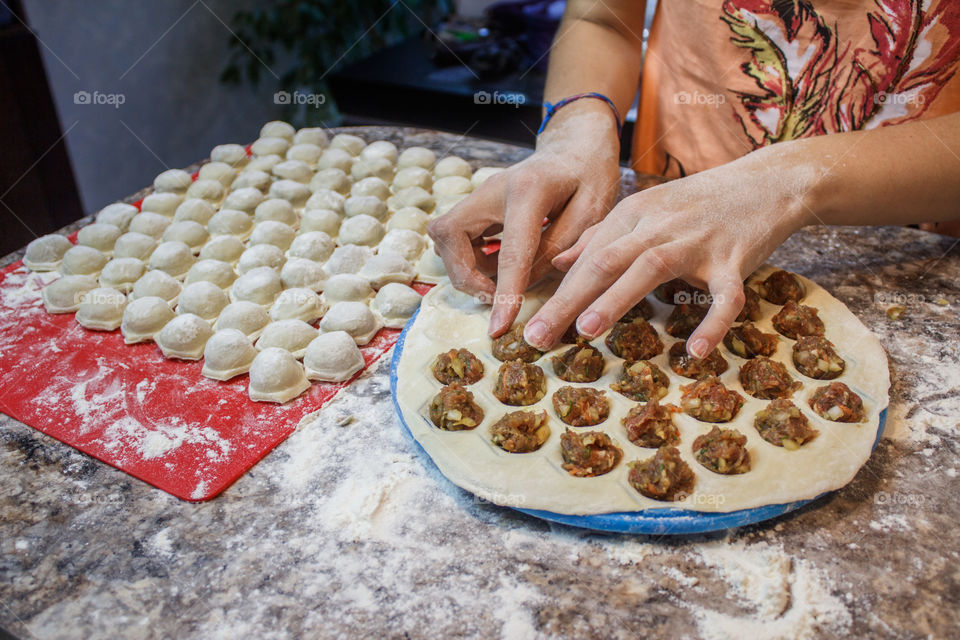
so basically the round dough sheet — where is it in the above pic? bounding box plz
[394,265,890,515]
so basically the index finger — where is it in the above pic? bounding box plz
[427,189,500,301]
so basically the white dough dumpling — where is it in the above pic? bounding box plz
[174,199,217,225]
[280,258,327,292]
[185,179,225,204]
[42,275,98,313]
[24,234,73,271]
[377,229,426,262]
[155,313,214,360]
[371,283,422,328]
[300,209,342,236]
[269,287,327,323]
[77,223,122,254]
[251,136,290,157]
[360,140,398,164]
[162,221,209,252]
[329,133,365,156]
[310,168,350,194]
[177,281,229,322]
[316,148,353,173]
[392,166,432,191]
[254,199,297,227]
[129,212,172,239]
[112,232,158,261]
[293,127,328,147]
[60,245,108,276]
[397,146,436,170]
[248,348,311,404]
[185,259,237,289]
[287,231,334,262]
[324,245,373,275]
[350,157,393,182]
[75,287,127,331]
[338,214,385,247]
[222,187,265,214]
[211,143,249,168]
[286,143,323,165]
[344,195,387,220]
[214,301,270,340]
[389,186,434,213]
[272,159,312,184]
[237,244,286,274]
[95,203,138,231]
[121,296,175,344]
[148,241,195,279]
[416,248,448,284]
[131,270,181,305]
[433,156,472,179]
[199,235,245,264]
[305,189,346,214]
[303,331,365,382]
[351,177,390,200]
[99,257,146,293]
[140,192,183,216]
[269,179,311,207]
[386,207,429,234]
[198,161,237,188]
[249,221,296,251]
[153,169,193,194]
[230,169,271,192]
[358,251,415,288]
[246,154,283,174]
[202,329,257,380]
[320,301,382,345]
[230,266,283,306]
[432,175,472,197]
[256,319,319,359]
[322,274,374,304]
[260,120,295,141]
[207,209,254,240]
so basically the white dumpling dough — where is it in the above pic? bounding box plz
[287,232,334,262]
[24,234,72,271]
[131,270,181,305]
[303,331,365,382]
[344,195,387,220]
[351,157,393,182]
[317,148,353,172]
[141,192,183,216]
[387,207,430,234]
[174,199,217,225]
[95,203,138,231]
[77,223,122,254]
[222,187,265,213]
[471,166,504,187]
[322,274,374,304]
[416,248,448,284]
[148,241,196,279]
[230,266,283,306]
[42,275,98,313]
[397,146,435,170]
[254,199,297,227]
[199,235,244,264]
[186,179,225,204]
[371,282,423,328]
[75,287,127,331]
[272,159,312,184]
[207,209,254,240]
[286,143,323,166]
[432,175,473,197]
[162,221,209,252]
[113,232,157,261]
[246,154,283,174]
[185,259,237,289]
[351,177,391,200]
[300,209,342,236]
[211,143,249,168]
[392,166,432,191]
[324,245,373,276]
[198,161,237,188]
[248,348,311,403]
[256,319,319,359]
[434,156,472,179]
[320,301,382,345]
[360,140,398,164]
[129,212,172,239]
[155,313,214,360]
[377,229,426,262]
[202,329,257,381]
[329,133,365,156]
[281,258,327,292]
[99,257,146,293]
[251,136,290,157]
[310,168,350,194]
[153,169,192,194]
[260,120,295,141]
[389,186,434,213]
[121,296,175,344]
[230,169,271,192]
[214,301,271,340]
[294,127,328,147]
[269,287,328,323]
[269,179,311,207]
[177,281,229,321]
[358,251,415,288]
[338,214,385,247]
[249,221,295,251]
[305,189,345,214]
[434,194,468,216]
[61,246,108,276]
[237,244,286,274]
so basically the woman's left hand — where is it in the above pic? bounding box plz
[522,141,816,357]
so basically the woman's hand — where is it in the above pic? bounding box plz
[522,140,817,357]
[427,100,622,337]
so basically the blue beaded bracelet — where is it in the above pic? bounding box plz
[537,92,623,137]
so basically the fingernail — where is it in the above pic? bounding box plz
[689,338,708,359]
[524,320,548,348]
[488,309,504,335]
[576,311,601,337]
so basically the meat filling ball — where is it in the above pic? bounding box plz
[620,298,654,322]
[551,340,605,383]
[771,301,825,339]
[665,303,708,339]
[739,357,801,399]
[609,360,670,401]
[559,324,581,344]
[605,318,663,361]
[653,279,708,305]
[680,376,745,423]
[622,398,680,448]
[809,382,866,422]
[553,386,610,426]
[737,286,763,322]
[692,426,751,474]
[429,383,484,430]
[723,321,778,358]
[754,398,819,449]
[493,359,547,406]
[561,429,623,477]
[628,446,696,502]
[491,324,542,363]
[792,335,846,379]
[756,270,806,304]
[668,341,729,379]
[432,348,484,385]
[490,410,550,453]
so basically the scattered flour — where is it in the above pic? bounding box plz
[99,416,232,462]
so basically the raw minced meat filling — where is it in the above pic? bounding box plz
[429,383,484,430]
[491,324,542,363]
[560,429,623,477]
[609,360,670,401]
[493,359,547,406]
[723,321,778,358]
[551,340,605,383]
[739,357,801,400]
[668,340,729,379]
[490,410,550,453]
[754,398,819,448]
[809,382,866,423]
[622,399,680,448]
[772,301,825,339]
[692,426,751,475]
[680,376,745,423]
[432,348,484,385]
[605,318,663,361]
[627,446,696,502]
[552,386,610,426]
[793,335,846,380]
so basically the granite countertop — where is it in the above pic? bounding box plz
[1,128,958,639]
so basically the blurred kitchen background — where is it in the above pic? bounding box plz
[0,0,654,256]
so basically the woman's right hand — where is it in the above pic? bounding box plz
[427,100,623,338]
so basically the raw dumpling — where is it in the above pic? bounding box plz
[121,296,175,344]
[389,186,434,213]
[269,287,327,323]
[222,187,265,213]
[360,140,398,164]
[377,229,426,261]
[113,232,158,261]
[162,221,209,252]
[95,202,138,231]
[303,331,365,382]
[148,241,196,279]
[358,251,415,288]
[329,133,365,156]
[237,244,286,274]
[230,266,283,306]
[472,166,504,187]
[186,179,225,203]
[185,259,237,289]
[324,245,373,276]
[268,179,311,207]
[251,136,290,157]
[392,166,432,191]
[75,287,127,331]
[155,313,214,360]
[397,146,436,170]
[129,212,172,239]
[211,143,249,168]
[254,199,297,227]
[386,207,429,234]
[300,209,342,236]
[246,154,282,174]
[310,168,350,194]
[323,274,373,304]
[42,275,98,313]
[207,209,254,240]
[371,283,422,328]
[202,328,258,380]
[198,161,237,188]
[272,159,312,183]
[350,177,390,200]
[351,157,393,182]
[199,235,245,264]
[130,270,181,305]
[286,143,323,166]
[24,234,72,271]
[154,169,193,194]
[287,231,334,263]
[248,348,311,403]
[294,127,328,147]
[434,156,472,179]
[140,192,183,216]
[77,223,122,254]
[256,319,319,359]
[280,258,327,292]
[344,195,387,220]
[248,221,295,251]
[317,148,353,172]
[435,194,468,216]
[432,175,473,197]
[214,301,271,340]
[416,248,447,284]
[60,245,108,276]
[260,120,295,141]
[177,281,229,322]
[174,199,217,225]
[320,301,382,345]
[99,257,146,293]
[338,214,385,247]
[305,189,345,214]
[230,169,271,192]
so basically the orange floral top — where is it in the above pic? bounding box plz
[632,0,960,178]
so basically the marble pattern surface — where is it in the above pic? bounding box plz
[1,128,958,639]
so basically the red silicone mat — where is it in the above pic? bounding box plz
[0,256,430,501]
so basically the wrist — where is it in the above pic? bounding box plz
[536,99,621,157]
